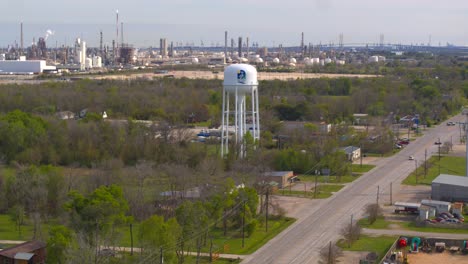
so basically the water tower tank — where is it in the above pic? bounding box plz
[223,64,258,93]
[221,64,260,158]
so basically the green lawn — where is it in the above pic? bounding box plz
[201,217,295,255]
[351,164,376,173]
[0,214,50,241]
[117,217,295,255]
[278,184,344,199]
[358,217,390,229]
[337,235,397,261]
[299,174,360,184]
[402,156,465,185]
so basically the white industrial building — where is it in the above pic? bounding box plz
[0,60,56,74]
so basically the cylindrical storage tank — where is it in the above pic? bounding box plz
[254,57,264,64]
[368,56,379,63]
[336,60,345,65]
[92,56,102,68]
[223,64,258,92]
[312,58,320,64]
[324,58,332,64]
[0,54,5,61]
[304,58,313,66]
[85,58,93,69]
[272,58,280,64]
[378,56,386,62]
[289,58,297,64]
[191,57,199,64]
[240,57,249,63]
[320,59,325,66]
[289,63,296,67]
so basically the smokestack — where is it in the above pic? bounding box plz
[238,37,242,58]
[246,37,249,57]
[231,38,234,57]
[224,31,228,59]
[121,22,124,47]
[20,22,23,55]
[301,32,304,56]
[116,10,119,52]
[100,31,103,56]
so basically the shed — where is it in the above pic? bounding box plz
[431,174,468,202]
[452,202,464,216]
[341,146,361,161]
[421,199,451,214]
[0,241,46,264]
[419,205,436,220]
[260,171,294,188]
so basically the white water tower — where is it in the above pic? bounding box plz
[221,64,260,158]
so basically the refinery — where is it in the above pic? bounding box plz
[1,12,468,76]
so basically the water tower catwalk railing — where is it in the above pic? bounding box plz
[221,64,260,158]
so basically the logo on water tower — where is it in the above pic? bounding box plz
[237,70,246,84]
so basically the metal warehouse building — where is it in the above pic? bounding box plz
[432,174,468,202]
[0,60,56,74]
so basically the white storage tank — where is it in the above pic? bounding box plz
[378,56,386,62]
[368,56,379,63]
[312,58,320,64]
[85,58,93,69]
[254,57,264,64]
[272,58,280,64]
[324,58,332,64]
[320,59,325,66]
[92,56,102,68]
[336,60,345,65]
[289,58,297,64]
[0,54,5,61]
[191,57,199,64]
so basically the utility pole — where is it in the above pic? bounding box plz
[424,149,427,178]
[130,223,133,255]
[390,182,393,205]
[415,160,418,184]
[265,187,269,232]
[376,185,380,205]
[160,247,163,264]
[242,200,246,248]
[314,172,318,198]
[328,241,332,264]
[348,214,353,247]
[360,143,363,167]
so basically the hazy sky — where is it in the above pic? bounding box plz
[2,0,468,47]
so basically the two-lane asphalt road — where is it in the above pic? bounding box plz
[242,115,466,264]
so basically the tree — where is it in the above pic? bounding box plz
[340,222,361,247]
[318,242,342,264]
[65,185,130,245]
[365,203,382,224]
[138,215,180,264]
[47,225,74,264]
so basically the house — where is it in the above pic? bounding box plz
[341,146,361,161]
[280,121,331,134]
[0,241,46,264]
[56,111,75,120]
[431,174,468,202]
[260,171,294,188]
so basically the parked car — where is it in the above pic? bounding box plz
[434,217,445,222]
[439,214,449,220]
[435,141,442,145]
[447,122,456,126]
[395,144,402,149]
[440,212,454,218]
[453,213,465,221]
[443,219,460,224]
[409,156,415,160]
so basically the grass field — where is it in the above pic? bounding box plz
[402,156,465,185]
[278,184,344,199]
[0,214,51,241]
[201,217,295,255]
[337,235,397,261]
[117,217,295,255]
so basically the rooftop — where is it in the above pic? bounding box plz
[432,174,468,188]
[421,199,451,206]
[263,171,293,177]
[0,241,45,259]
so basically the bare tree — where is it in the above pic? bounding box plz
[365,203,382,224]
[318,241,342,264]
[340,222,361,247]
